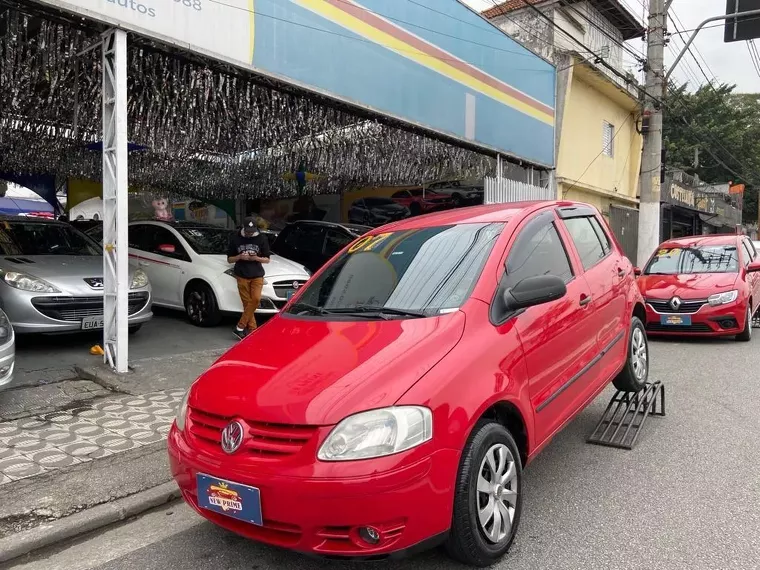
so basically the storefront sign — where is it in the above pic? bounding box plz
[666,181,741,226]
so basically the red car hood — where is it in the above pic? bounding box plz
[638,272,739,299]
[190,312,466,426]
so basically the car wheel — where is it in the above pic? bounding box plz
[184,282,222,327]
[128,324,142,335]
[445,421,523,567]
[612,316,649,393]
[736,304,753,342]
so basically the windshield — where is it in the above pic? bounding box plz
[0,222,100,256]
[364,198,396,207]
[645,245,739,275]
[177,227,235,254]
[285,222,505,318]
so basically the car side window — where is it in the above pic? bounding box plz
[354,199,365,209]
[742,241,753,267]
[128,225,156,251]
[588,216,612,256]
[325,229,352,257]
[278,226,298,248]
[562,216,608,271]
[294,225,327,254]
[505,213,574,288]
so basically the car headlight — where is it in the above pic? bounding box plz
[3,271,60,293]
[317,406,433,461]
[708,290,738,306]
[130,269,149,289]
[0,310,11,345]
[175,389,190,432]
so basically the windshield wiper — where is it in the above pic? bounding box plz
[329,305,427,319]
[288,302,330,316]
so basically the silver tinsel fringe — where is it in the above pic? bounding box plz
[0,9,494,198]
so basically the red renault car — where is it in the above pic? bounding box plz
[638,235,760,340]
[168,201,648,566]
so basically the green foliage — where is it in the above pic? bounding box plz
[663,83,760,222]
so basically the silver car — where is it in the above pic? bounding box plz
[0,217,153,334]
[0,309,14,390]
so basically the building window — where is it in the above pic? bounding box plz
[603,121,615,157]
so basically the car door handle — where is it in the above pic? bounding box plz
[579,295,592,307]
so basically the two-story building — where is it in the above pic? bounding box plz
[483,0,645,259]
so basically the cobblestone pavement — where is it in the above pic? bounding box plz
[0,389,184,485]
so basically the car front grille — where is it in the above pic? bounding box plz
[646,322,713,333]
[647,298,708,314]
[187,406,317,458]
[31,292,149,321]
[272,280,307,300]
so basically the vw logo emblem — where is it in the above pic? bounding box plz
[670,297,682,310]
[293,281,300,289]
[220,421,244,454]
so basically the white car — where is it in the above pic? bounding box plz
[116,221,310,326]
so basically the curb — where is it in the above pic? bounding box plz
[0,481,181,564]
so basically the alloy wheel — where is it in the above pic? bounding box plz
[476,443,518,544]
[631,327,648,380]
[187,290,208,324]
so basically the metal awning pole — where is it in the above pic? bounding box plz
[101,29,129,373]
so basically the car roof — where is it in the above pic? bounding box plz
[659,234,740,248]
[289,220,371,233]
[376,200,575,231]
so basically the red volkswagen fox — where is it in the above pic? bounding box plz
[168,201,648,567]
[638,235,760,341]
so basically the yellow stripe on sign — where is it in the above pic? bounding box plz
[254,0,256,63]
[293,0,554,126]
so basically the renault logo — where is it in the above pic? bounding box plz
[670,297,682,310]
[220,421,244,454]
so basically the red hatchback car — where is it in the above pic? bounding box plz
[168,201,649,566]
[638,235,760,340]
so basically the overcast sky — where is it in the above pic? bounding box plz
[464,0,760,93]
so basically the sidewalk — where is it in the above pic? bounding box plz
[0,348,225,561]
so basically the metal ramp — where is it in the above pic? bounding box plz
[587,381,665,450]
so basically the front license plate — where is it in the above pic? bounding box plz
[81,315,104,330]
[286,289,296,300]
[660,314,691,326]
[196,473,263,526]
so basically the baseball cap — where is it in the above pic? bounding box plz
[242,216,260,234]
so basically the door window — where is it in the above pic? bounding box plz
[150,227,186,258]
[563,216,609,270]
[128,225,158,251]
[293,225,327,254]
[505,213,573,287]
[324,229,352,257]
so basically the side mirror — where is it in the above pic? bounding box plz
[633,267,642,276]
[503,275,567,311]
[157,244,176,255]
[748,260,760,273]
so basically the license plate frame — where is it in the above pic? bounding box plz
[81,315,104,330]
[660,314,691,326]
[196,473,263,526]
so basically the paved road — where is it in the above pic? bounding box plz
[9,336,760,570]
[14,308,238,387]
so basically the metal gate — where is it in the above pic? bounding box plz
[608,205,639,262]
[484,177,554,204]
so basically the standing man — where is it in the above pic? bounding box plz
[227,216,270,340]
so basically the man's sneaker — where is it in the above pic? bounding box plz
[233,328,247,341]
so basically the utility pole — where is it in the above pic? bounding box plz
[636,0,669,267]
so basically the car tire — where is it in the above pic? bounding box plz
[184,282,222,328]
[128,324,142,335]
[736,305,753,342]
[445,421,523,568]
[612,317,649,393]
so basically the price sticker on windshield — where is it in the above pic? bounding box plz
[348,233,392,254]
